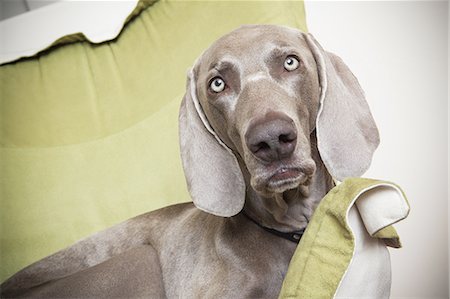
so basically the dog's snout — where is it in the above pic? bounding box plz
[246,115,297,162]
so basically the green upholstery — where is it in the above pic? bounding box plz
[0,0,307,282]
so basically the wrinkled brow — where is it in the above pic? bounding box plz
[268,45,300,59]
[209,59,240,73]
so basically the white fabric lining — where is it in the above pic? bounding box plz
[355,184,410,236]
[333,183,410,298]
[335,206,391,299]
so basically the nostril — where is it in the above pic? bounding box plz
[256,141,270,152]
[279,133,296,144]
[250,141,270,154]
[277,131,296,159]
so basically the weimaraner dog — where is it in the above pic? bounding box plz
[1,25,379,298]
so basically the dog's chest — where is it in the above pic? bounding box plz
[158,213,296,298]
[163,247,292,298]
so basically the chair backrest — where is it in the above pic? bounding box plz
[0,0,308,283]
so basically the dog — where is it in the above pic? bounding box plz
[1,24,379,298]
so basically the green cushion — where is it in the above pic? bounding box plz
[0,0,307,282]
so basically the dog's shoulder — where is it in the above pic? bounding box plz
[127,201,223,244]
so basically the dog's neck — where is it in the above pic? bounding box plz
[242,144,334,233]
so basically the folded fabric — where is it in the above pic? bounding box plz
[279,178,409,299]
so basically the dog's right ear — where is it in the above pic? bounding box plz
[178,68,246,217]
[305,33,380,181]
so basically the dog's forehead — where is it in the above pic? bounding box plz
[199,25,306,72]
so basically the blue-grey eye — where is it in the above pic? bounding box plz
[210,77,225,93]
[284,56,300,71]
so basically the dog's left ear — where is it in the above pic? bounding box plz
[179,68,245,217]
[305,33,380,181]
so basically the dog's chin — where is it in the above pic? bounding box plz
[251,167,312,196]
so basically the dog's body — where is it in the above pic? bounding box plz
[1,25,379,298]
[2,204,296,298]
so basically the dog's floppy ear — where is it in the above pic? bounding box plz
[179,68,245,217]
[305,33,380,181]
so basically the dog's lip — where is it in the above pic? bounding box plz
[250,159,316,194]
[269,167,302,182]
[266,167,310,191]
[266,167,308,192]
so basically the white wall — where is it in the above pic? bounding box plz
[306,1,448,298]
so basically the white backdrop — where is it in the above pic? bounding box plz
[306,1,448,298]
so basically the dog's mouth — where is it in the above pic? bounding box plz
[248,155,316,196]
[266,167,309,193]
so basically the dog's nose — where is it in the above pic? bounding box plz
[245,115,297,162]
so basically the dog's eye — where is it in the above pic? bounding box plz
[284,56,300,71]
[210,77,226,93]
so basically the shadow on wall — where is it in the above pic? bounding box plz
[0,0,59,21]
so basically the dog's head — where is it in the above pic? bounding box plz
[179,25,379,217]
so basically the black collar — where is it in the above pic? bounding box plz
[242,211,305,244]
